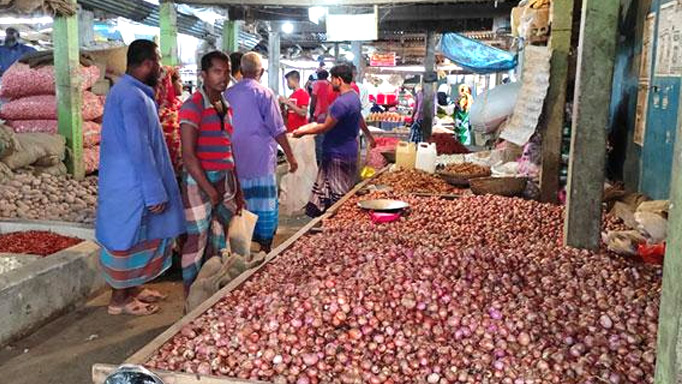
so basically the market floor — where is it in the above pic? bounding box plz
[0,215,311,384]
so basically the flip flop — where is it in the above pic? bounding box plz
[136,288,168,303]
[108,299,160,316]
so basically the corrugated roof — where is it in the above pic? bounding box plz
[78,0,261,50]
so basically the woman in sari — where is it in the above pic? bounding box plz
[156,66,183,172]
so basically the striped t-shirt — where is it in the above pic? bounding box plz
[178,88,235,171]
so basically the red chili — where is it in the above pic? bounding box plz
[0,231,83,256]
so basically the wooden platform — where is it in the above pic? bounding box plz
[92,168,389,384]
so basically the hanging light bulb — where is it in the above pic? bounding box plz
[281,22,294,34]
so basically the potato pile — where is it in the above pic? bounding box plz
[0,171,98,224]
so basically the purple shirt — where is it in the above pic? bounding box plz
[323,91,362,160]
[225,79,286,179]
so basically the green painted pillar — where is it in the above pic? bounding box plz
[540,0,575,203]
[159,0,178,67]
[53,0,84,179]
[564,0,619,249]
[222,20,239,53]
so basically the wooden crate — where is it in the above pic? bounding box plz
[92,168,389,384]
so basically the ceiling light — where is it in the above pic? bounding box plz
[308,7,328,25]
[281,22,294,34]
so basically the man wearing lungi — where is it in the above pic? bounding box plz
[96,40,185,316]
[178,51,244,292]
[293,64,376,217]
[225,52,298,253]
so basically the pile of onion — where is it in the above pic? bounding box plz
[147,194,661,384]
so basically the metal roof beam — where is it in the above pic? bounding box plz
[181,0,510,6]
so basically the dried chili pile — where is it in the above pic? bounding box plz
[0,231,83,256]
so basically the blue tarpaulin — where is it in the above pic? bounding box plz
[439,33,518,74]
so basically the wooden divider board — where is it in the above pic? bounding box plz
[92,167,389,384]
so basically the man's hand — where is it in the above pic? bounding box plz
[148,203,167,214]
[278,96,287,104]
[368,136,377,149]
[292,128,304,138]
[206,186,221,206]
[288,158,299,173]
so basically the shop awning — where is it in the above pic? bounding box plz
[439,32,517,74]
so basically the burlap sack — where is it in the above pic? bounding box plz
[0,133,65,170]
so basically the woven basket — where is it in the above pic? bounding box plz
[470,177,527,197]
[437,173,473,187]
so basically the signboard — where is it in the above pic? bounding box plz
[326,12,378,42]
[370,52,396,67]
[655,1,682,76]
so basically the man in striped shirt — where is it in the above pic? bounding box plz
[178,51,245,292]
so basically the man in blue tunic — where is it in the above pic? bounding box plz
[0,27,36,77]
[96,40,185,316]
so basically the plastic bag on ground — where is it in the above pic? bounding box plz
[0,63,100,99]
[279,135,319,216]
[636,200,669,217]
[0,91,103,121]
[0,133,65,170]
[228,210,259,257]
[634,211,668,243]
[602,230,647,256]
[185,251,265,313]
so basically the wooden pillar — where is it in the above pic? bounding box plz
[222,20,239,53]
[422,31,437,141]
[159,0,178,67]
[564,0,618,249]
[351,41,364,81]
[540,0,576,203]
[53,0,84,179]
[654,75,682,384]
[268,30,281,95]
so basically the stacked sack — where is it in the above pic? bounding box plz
[0,51,102,174]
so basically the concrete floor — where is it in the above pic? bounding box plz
[0,215,310,384]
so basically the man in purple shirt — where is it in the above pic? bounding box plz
[293,63,376,217]
[225,52,298,253]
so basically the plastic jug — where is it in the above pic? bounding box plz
[395,141,416,169]
[415,142,438,173]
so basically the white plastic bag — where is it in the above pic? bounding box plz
[280,134,318,216]
[470,82,521,134]
[634,212,668,243]
[228,210,258,256]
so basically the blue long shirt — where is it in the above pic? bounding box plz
[0,43,36,75]
[95,74,185,251]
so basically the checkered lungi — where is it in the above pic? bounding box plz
[305,157,358,218]
[100,220,173,290]
[180,170,236,289]
[240,174,279,247]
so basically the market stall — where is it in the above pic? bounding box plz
[93,166,660,384]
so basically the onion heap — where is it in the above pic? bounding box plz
[147,194,661,384]
[374,170,463,195]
